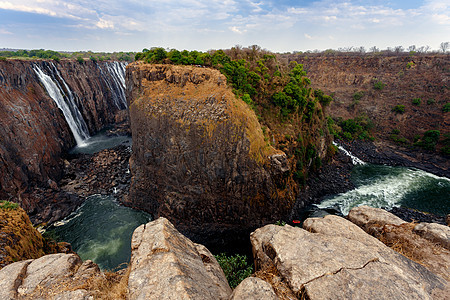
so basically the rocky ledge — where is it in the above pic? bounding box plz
[1,206,449,299]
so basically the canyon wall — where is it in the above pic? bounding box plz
[0,59,127,223]
[125,63,303,249]
[287,54,449,174]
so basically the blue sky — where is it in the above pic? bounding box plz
[0,0,448,52]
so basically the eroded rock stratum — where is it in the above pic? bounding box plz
[125,63,296,245]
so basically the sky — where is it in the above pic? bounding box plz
[0,0,448,53]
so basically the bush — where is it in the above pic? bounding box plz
[0,56,6,61]
[77,56,84,63]
[412,98,421,106]
[392,105,405,113]
[353,91,364,101]
[0,200,19,210]
[427,98,435,105]
[443,103,450,113]
[414,130,440,151]
[215,253,253,288]
[373,80,385,90]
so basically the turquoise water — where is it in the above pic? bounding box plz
[47,195,151,270]
[317,164,450,216]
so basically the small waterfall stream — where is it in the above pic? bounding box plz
[98,62,127,109]
[34,64,90,146]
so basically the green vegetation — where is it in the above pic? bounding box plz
[412,98,421,106]
[215,253,253,288]
[77,56,84,63]
[373,80,385,90]
[427,98,435,105]
[353,91,364,101]
[406,61,416,69]
[0,49,134,62]
[390,129,409,145]
[441,133,450,156]
[392,105,405,113]
[414,130,440,151]
[275,220,287,226]
[443,103,450,113]
[0,56,7,61]
[0,200,19,210]
[329,115,374,141]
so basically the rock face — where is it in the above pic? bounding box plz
[251,214,450,299]
[0,59,128,223]
[0,205,45,268]
[128,217,231,299]
[288,54,450,174]
[125,63,294,247]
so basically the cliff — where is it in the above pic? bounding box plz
[287,54,450,173]
[0,59,128,223]
[125,63,298,248]
[0,202,45,268]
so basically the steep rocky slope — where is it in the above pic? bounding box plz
[288,54,449,173]
[125,63,310,248]
[0,59,128,223]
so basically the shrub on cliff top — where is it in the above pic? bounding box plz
[0,200,19,210]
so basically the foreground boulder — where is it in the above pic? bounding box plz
[251,214,449,299]
[128,217,231,299]
[348,205,450,281]
[0,253,101,299]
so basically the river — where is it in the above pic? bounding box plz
[48,138,449,271]
[317,154,449,217]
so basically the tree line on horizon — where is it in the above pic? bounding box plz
[0,49,135,62]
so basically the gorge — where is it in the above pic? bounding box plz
[0,53,449,297]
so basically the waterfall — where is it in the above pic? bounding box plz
[34,64,90,147]
[333,142,365,165]
[98,62,127,109]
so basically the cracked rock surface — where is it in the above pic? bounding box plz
[251,214,450,299]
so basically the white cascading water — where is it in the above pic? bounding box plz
[317,142,450,216]
[333,141,365,165]
[34,65,90,146]
[98,62,127,109]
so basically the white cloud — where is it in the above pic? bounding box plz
[230,26,246,34]
[96,18,114,29]
[304,33,313,40]
[0,28,13,34]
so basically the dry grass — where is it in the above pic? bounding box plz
[80,266,130,299]
[253,264,297,300]
[375,222,450,281]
